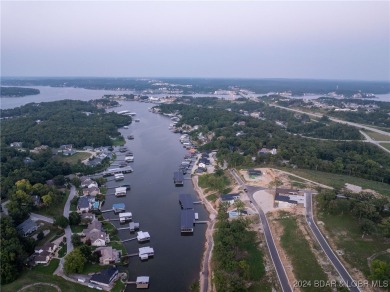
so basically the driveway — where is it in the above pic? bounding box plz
[64,185,77,254]
[30,213,54,224]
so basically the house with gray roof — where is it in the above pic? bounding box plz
[17,218,38,237]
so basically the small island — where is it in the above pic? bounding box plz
[1,86,40,97]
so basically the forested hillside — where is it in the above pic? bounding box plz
[1,100,131,148]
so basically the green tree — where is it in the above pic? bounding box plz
[42,193,53,207]
[7,189,34,224]
[72,234,82,247]
[54,215,69,228]
[64,248,86,274]
[0,216,26,284]
[69,212,81,226]
[370,259,390,282]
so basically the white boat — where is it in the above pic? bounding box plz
[123,126,129,129]
[119,212,132,223]
[136,276,150,289]
[125,155,134,162]
[114,173,124,181]
[137,231,150,242]
[115,187,127,197]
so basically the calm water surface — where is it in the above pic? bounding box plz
[1,88,208,292]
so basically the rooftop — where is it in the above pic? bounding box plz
[181,209,195,229]
[179,194,193,210]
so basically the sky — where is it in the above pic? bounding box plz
[1,1,389,81]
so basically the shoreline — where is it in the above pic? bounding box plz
[192,175,217,292]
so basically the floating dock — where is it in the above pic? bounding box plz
[113,203,126,214]
[179,194,194,210]
[173,171,184,186]
[180,209,195,233]
[137,231,150,242]
[119,212,132,223]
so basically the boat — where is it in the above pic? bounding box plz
[119,212,132,223]
[121,184,131,190]
[127,135,134,140]
[125,155,134,162]
[134,119,140,122]
[136,276,150,289]
[114,173,124,181]
[123,126,129,129]
[115,187,127,197]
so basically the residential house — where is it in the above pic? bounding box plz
[82,186,100,197]
[220,193,240,205]
[82,218,109,246]
[274,188,306,207]
[80,212,95,224]
[95,246,121,265]
[90,267,119,287]
[10,142,23,148]
[34,242,57,265]
[258,148,277,156]
[77,196,90,213]
[17,218,38,237]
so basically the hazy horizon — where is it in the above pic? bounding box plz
[2,1,389,81]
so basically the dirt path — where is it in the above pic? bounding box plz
[18,282,61,292]
[192,176,217,292]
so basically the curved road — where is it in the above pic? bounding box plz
[305,192,360,292]
[229,169,292,292]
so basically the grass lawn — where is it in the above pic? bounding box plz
[35,225,63,247]
[112,137,125,146]
[58,244,67,258]
[33,259,60,275]
[70,224,86,234]
[108,241,127,256]
[274,167,390,196]
[35,191,70,218]
[21,284,58,292]
[206,193,218,202]
[82,262,109,274]
[363,130,390,141]
[279,216,330,292]
[112,279,126,292]
[380,143,390,151]
[316,205,390,277]
[55,152,91,164]
[1,263,95,292]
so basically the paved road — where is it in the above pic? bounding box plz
[229,169,292,292]
[271,104,390,134]
[30,212,54,224]
[305,192,360,292]
[359,130,390,154]
[63,185,77,254]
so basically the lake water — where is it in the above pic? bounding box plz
[1,88,208,291]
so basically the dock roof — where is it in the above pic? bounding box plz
[113,203,125,209]
[181,209,195,229]
[174,171,184,181]
[179,194,193,209]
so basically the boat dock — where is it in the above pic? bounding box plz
[173,171,184,186]
[118,222,139,231]
[125,276,150,289]
[102,166,133,177]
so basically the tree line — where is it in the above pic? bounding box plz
[159,101,390,184]
[1,100,131,149]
